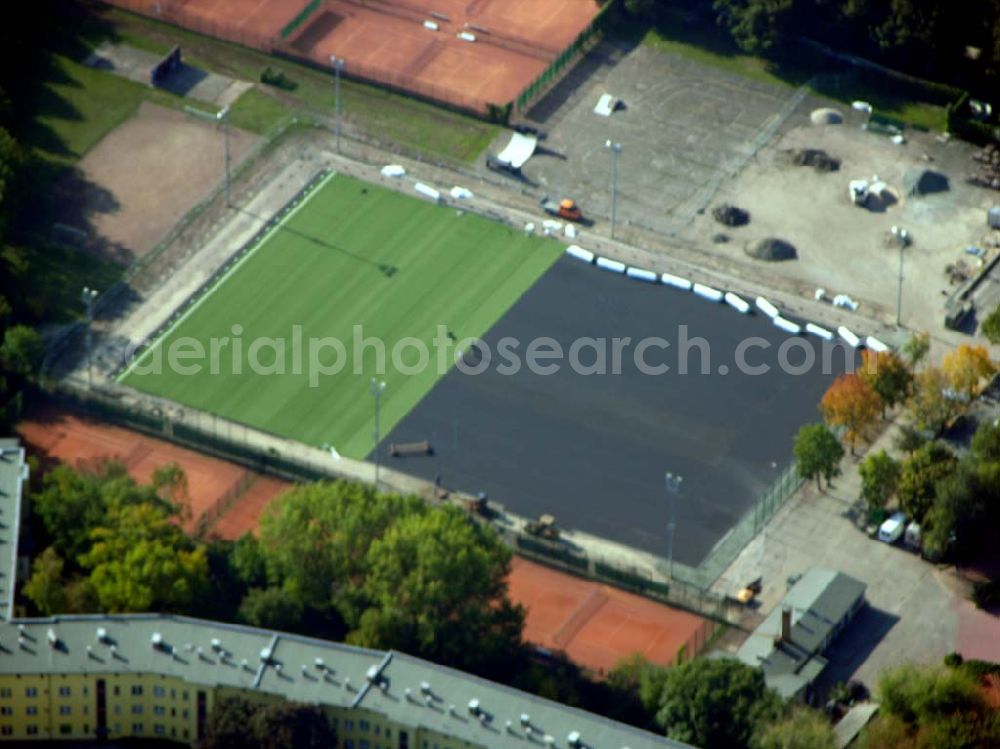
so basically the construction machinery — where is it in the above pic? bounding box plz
[540,196,583,222]
[525,514,560,540]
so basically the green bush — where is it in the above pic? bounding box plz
[972,579,1000,610]
[943,652,964,668]
[260,67,297,92]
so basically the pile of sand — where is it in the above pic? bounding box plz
[810,107,843,125]
[745,238,797,261]
[712,203,750,227]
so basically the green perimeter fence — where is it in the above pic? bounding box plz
[514,0,620,112]
[504,460,804,622]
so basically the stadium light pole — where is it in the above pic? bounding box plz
[895,242,904,326]
[331,56,345,153]
[665,471,683,580]
[605,140,622,240]
[81,286,98,390]
[371,378,386,490]
[217,106,231,207]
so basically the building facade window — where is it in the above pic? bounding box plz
[26,706,38,716]
[59,706,71,715]
[59,686,71,697]
[154,706,166,716]
[0,688,10,698]
[131,686,143,696]
[154,686,166,698]
[0,707,11,716]
[132,723,144,733]
[0,726,12,736]
[132,705,143,715]
[25,687,37,697]
[360,720,370,732]
[26,725,38,735]
[155,724,166,735]
[345,720,355,732]
[59,723,72,735]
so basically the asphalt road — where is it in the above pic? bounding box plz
[373,255,855,566]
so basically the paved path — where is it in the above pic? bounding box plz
[711,416,995,691]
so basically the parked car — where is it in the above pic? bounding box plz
[878,511,907,543]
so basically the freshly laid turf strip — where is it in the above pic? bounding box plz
[123,173,561,457]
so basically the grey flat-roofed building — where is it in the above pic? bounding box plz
[735,568,866,700]
[0,438,28,622]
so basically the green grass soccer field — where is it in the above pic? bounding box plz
[122,172,561,457]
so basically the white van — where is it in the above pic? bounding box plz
[878,512,907,544]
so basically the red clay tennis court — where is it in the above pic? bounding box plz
[509,557,716,674]
[16,406,287,536]
[109,0,605,112]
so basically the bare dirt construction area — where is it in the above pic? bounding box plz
[685,112,998,332]
[518,41,797,235]
[76,101,257,263]
[508,557,715,674]
[16,406,286,535]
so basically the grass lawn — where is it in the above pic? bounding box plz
[628,10,950,132]
[122,173,561,456]
[25,54,183,165]
[228,87,289,135]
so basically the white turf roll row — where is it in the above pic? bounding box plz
[724,292,750,314]
[773,316,802,335]
[805,322,834,340]
[661,272,693,290]
[755,296,779,318]
[414,182,441,202]
[693,283,723,302]
[865,336,889,352]
[838,326,861,348]
[626,267,658,282]
[596,256,626,273]
[565,245,595,263]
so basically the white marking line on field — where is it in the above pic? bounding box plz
[116,170,339,382]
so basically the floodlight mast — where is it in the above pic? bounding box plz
[665,472,683,580]
[371,378,386,490]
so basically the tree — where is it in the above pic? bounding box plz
[897,442,957,522]
[753,707,836,749]
[238,587,305,632]
[230,532,268,589]
[858,450,900,512]
[820,374,882,452]
[981,303,1000,344]
[82,501,210,613]
[31,461,167,562]
[793,423,844,490]
[713,0,797,53]
[894,424,928,455]
[859,349,912,415]
[199,695,260,749]
[352,505,525,674]
[902,331,930,369]
[878,664,983,725]
[251,702,337,749]
[909,367,962,435]
[653,657,782,748]
[258,481,526,676]
[23,546,68,615]
[0,323,42,377]
[199,697,337,749]
[942,344,996,401]
[258,481,419,615]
